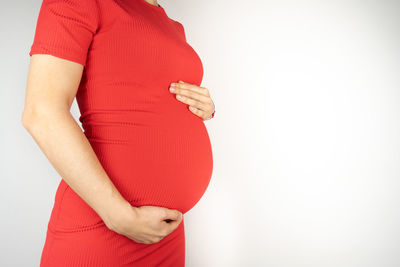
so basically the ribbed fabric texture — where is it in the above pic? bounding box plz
[29,0,213,266]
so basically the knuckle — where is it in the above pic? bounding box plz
[162,209,168,219]
[183,91,189,97]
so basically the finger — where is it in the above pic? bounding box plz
[173,88,211,106]
[175,94,210,111]
[164,217,183,234]
[170,82,213,110]
[171,81,209,97]
[188,106,206,119]
[170,82,209,101]
[161,209,182,221]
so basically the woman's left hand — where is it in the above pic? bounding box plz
[169,80,215,120]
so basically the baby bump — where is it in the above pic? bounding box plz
[89,121,214,215]
[48,109,213,233]
[84,106,213,213]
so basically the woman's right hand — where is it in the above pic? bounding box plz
[105,201,183,244]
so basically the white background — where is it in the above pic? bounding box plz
[1,0,400,266]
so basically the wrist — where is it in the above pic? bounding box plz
[103,198,136,231]
[92,180,134,230]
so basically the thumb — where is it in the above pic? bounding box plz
[165,216,183,234]
[162,209,182,221]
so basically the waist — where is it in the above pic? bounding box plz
[79,107,207,145]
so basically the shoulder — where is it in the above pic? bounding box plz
[39,0,100,11]
[38,0,101,24]
[30,0,104,66]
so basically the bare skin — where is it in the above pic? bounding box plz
[22,54,183,244]
[169,81,215,120]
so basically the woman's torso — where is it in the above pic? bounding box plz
[63,0,213,230]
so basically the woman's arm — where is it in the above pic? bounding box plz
[22,54,130,230]
[22,54,183,244]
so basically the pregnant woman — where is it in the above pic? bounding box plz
[22,0,215,266]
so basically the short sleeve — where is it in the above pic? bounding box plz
[29,0,100,67]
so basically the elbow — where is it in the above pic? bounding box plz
[21,106,50,133]
[22,104,69,133]
[22,99,71,133]
[21,108,38,132]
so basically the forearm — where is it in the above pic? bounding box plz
[22,108,129,228]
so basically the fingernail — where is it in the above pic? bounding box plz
[169,87,175,92]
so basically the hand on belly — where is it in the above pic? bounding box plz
[106,201,183,245]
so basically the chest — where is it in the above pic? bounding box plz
[86,0,203,87]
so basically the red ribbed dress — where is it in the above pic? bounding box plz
[29,0,213,266]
